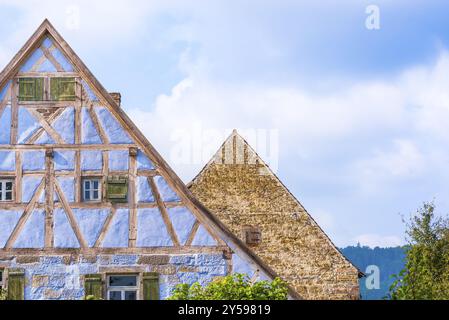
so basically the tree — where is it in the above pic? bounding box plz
[168,273,288,300]
[389,202,449,299]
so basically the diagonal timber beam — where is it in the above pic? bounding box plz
[148,176,180,247]
[5,179,45,248]
[54,180,88,248]
[27,108,66,144]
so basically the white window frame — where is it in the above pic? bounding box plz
[82,178,101,202]
[0,179,14,202]
[106,274,139,300]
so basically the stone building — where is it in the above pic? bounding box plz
[188,130,362,299]
[0,20,298,300]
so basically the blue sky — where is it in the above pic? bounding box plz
[1,0,449,247]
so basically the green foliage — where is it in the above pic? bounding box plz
[341,245,406,300]
[84,295,103,300]
[168,273,288,300]
[0,288,7,301]
[389,202,449,300]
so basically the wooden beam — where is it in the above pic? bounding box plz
[5,179,45,248]
[74,150,81,203]
[94,207,116,248]
[87,105,109,144]
[148,176,180,247]
[30,44,56,72]
[128,148,137,247]
[27,108,65,144]
[0,85,11,119]
[17,72,78,78]
[185,220,200,246]
[26,107,65,144]
[44,148,54,248]
[74,77,82,144]
[54,180,88,248]
[15,151,22,203]
[0,144,135,150]
[40,45,64,72]
[10,79,18,144]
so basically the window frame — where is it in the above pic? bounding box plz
[82,178,102,202]
[106,274,139,301]
[0,179,14,202]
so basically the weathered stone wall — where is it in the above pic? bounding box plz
[189,162,360,300]
[0,253,228,300]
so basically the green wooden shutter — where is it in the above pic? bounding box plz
[84,274,103,299]
[106,176,128,203]
[7,268,25,300]
[51,77,76,101]
[19,78,43,101]
[142,273,160,300]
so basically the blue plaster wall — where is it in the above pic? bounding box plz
[51,107,75,144]
[81,107,102,144]
[20,48,44,72]
[51,47,74,72]
[13,209,45,248]
[154,176,180,202]
[0,253,228,300]
[73,209,109,247]
[192,225,217,246]
[18,108,41,144]
[0,106,11,144]
[22,151,45,171]
[109,150,129,171]
[0,210,22,248]
[22,176,43,203]
[137,208,172,247]
[54,208,80,248]
[101,209,129,248]
[54,150,75,171]
[95,107,132,144]
[0,80,11,100]
[56,177,75,202]
[136,176,154,203]
[81,150,102,171]
[167,207,196,245]
[0,151,15,171]
[81,80,98,102]
[136,150,154,170]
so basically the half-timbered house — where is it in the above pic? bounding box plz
[0,20,297,300]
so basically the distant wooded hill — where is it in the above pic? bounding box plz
[340,245,406,300]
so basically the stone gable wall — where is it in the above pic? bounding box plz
[189,163,360,300]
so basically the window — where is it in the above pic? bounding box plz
[83,178,101,202]
[106,175,128,203]
[50,77,76,101]
[242,225,262,246]
[107,275,138,300]
[18,77,44,101]
[0,179,14,202]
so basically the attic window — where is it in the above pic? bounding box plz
[242,226,262,246]
[18,77,44,101]
[50,77,76,101]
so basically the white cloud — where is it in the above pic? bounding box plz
[353,233,405,248]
